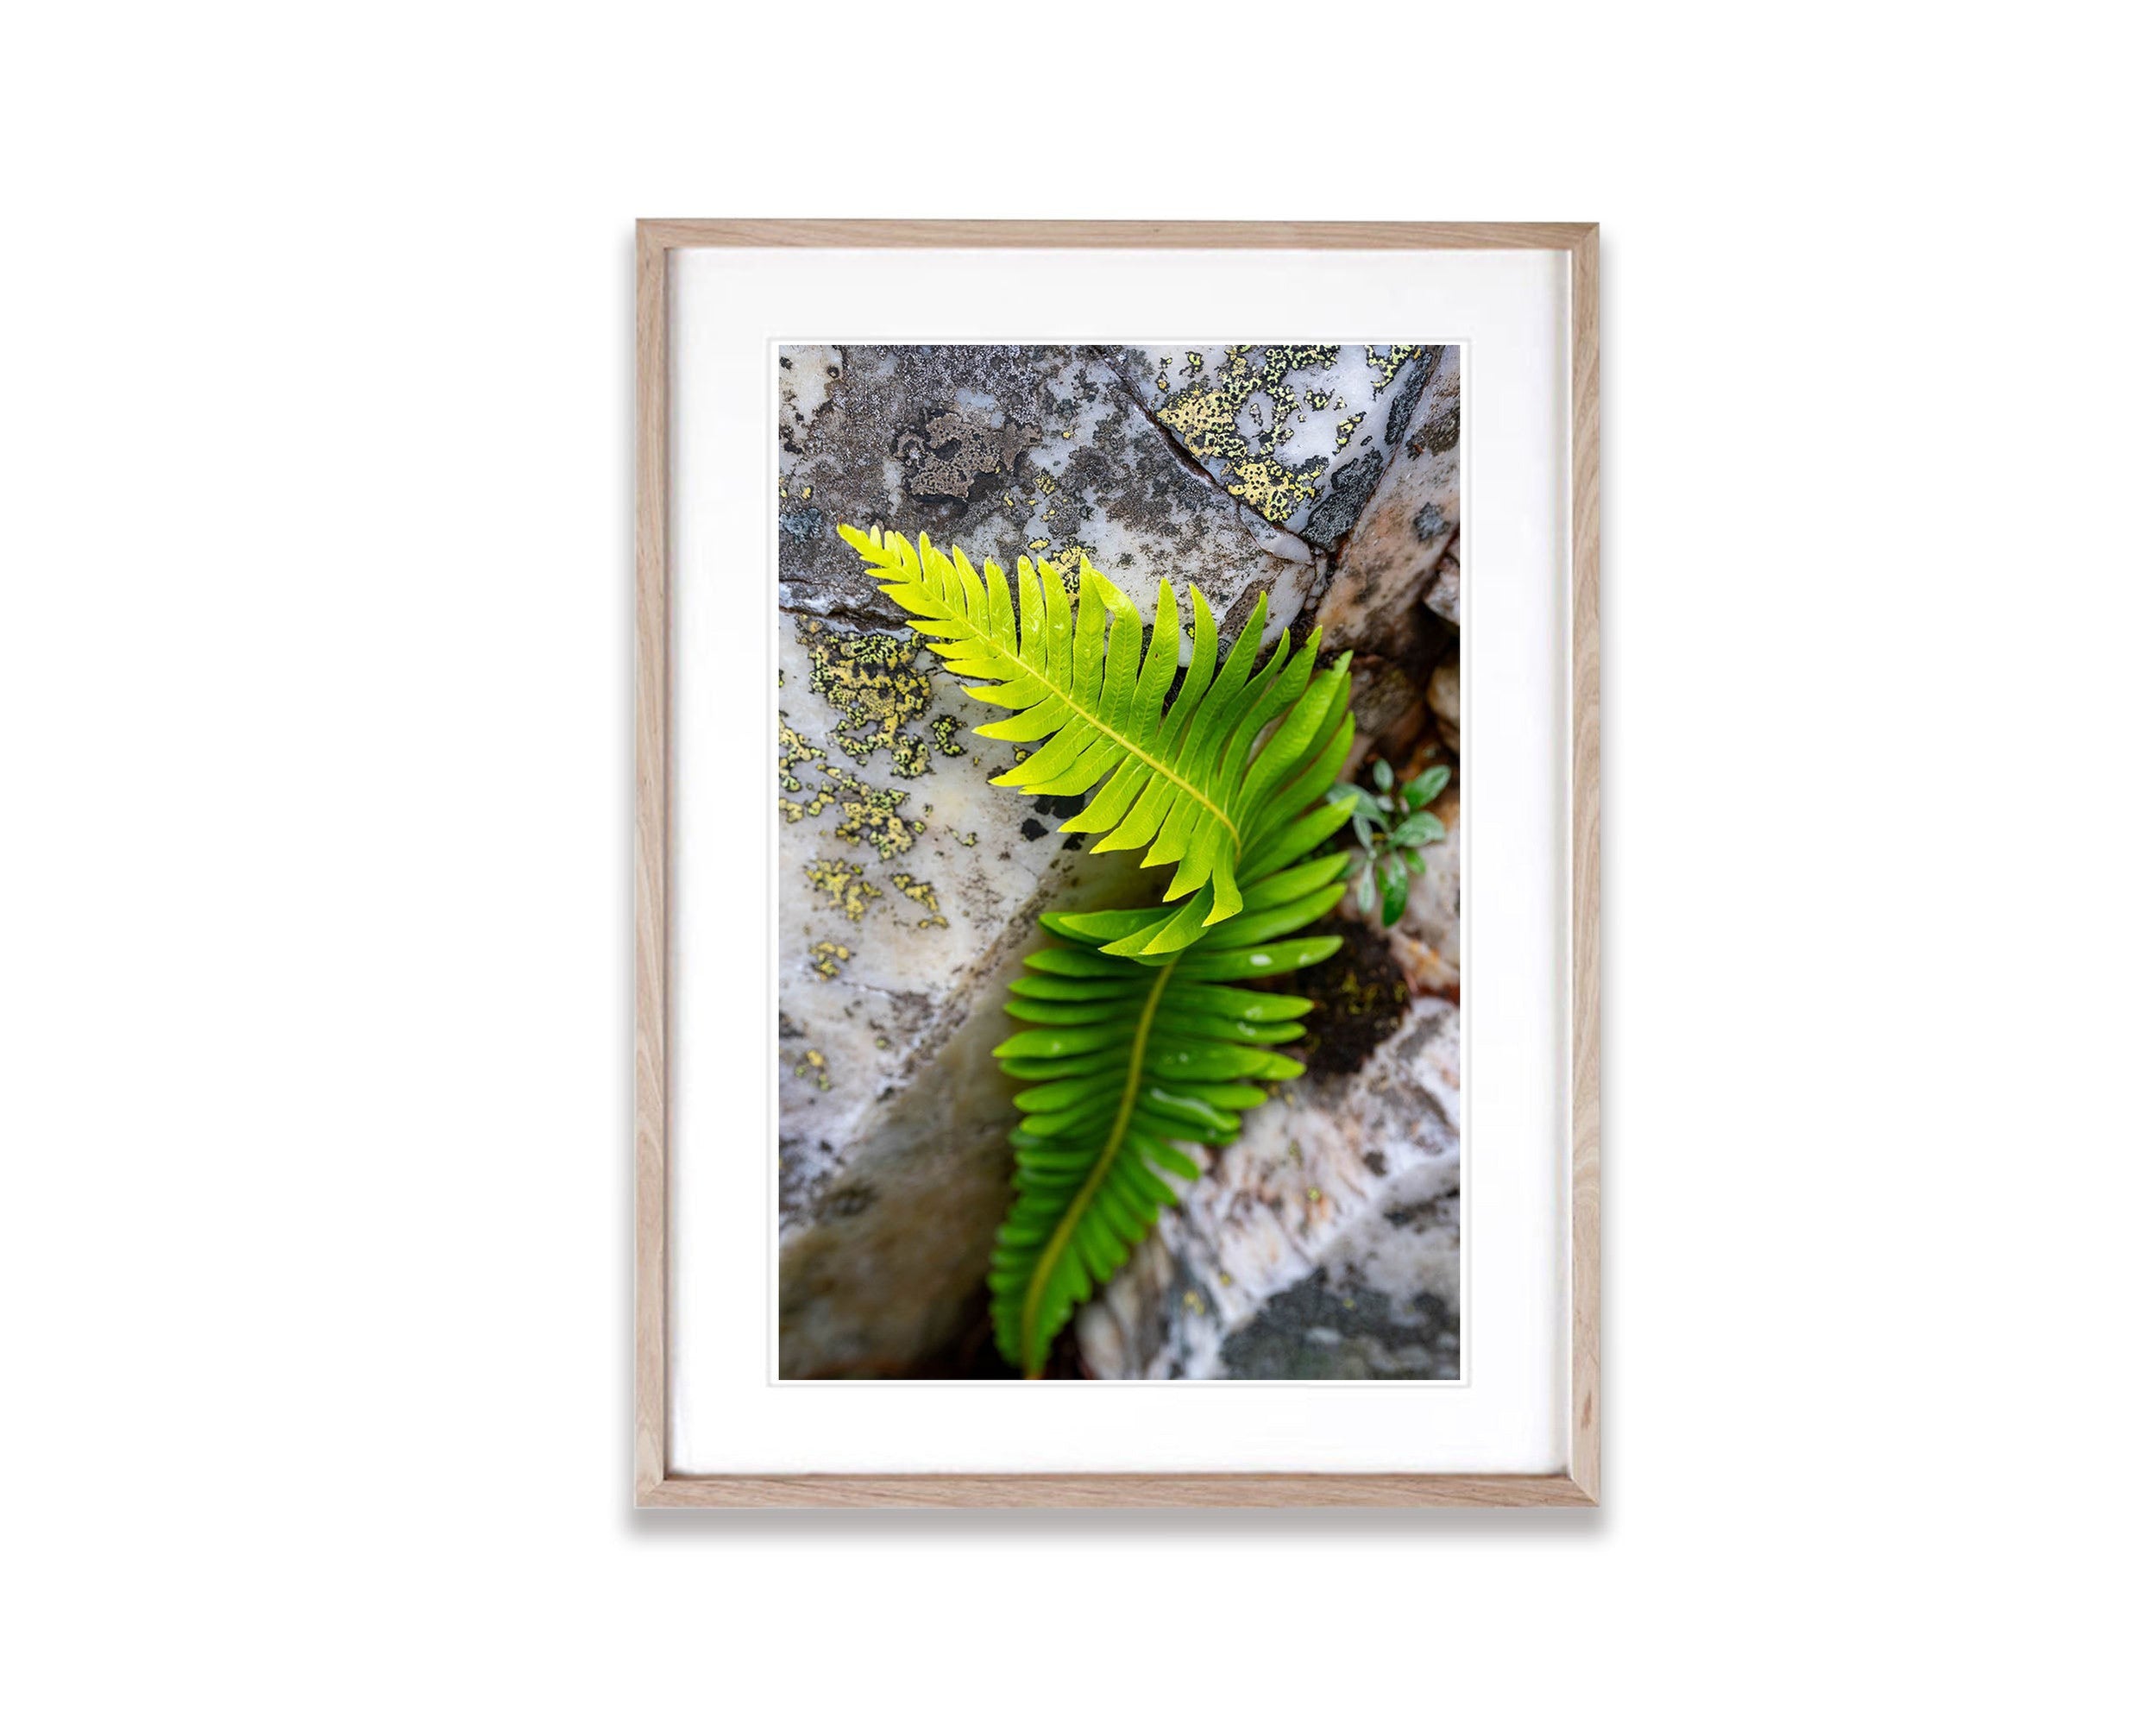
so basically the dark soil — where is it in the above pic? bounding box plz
[1288,918,1411,1076]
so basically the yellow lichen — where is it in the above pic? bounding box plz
[778,715,825,795]
[792,1048,831,1090]
[799,623,933,778]
[1364,343,1424,391]
[778,715,836,823]
[1153,344,1422,526]
[831,768,921,858]
[780,752,923,858]
[1227,455,1319,522]
[1155,345,1341,523]
[890,873,946,929]
[808,941,852,980]
[804,859,881,922]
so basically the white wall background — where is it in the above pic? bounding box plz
[3,4,2147,1719]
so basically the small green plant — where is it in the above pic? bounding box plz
[1327,760,1450,927]
[839,525,1357,1374]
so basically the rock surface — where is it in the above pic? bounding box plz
[1076,994,1462,1379]
[1102,344,1439,555]
[777,345,1321,642]
[1424,546,1463,627]
[775,617,1151,1374]
[774,343,1466,1378]
[1314,347,1461,654]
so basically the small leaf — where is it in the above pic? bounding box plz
[1371,759,1394,793]
[1351,812,1374,849]
[1325,783,1359,807]
[1378,853,1409,925]
[1402,765,1451,809]
[1391,810,1444,847]
[1356,864,1377,916]
[1403,847,1426,876]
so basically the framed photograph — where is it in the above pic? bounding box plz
[636,221,1599,1505]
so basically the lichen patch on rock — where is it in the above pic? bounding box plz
[890,872,946,929]
[796,620,936,778]
[1109,343,1434,550]
[803,859,881,922]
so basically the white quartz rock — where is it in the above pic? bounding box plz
[1078,996,1461,1380]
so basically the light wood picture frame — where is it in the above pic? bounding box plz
[636,220,1599,1507]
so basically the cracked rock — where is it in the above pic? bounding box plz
[1102,343,1442,555]
[778,345,1319,641]
[1076,995,1462,1379]
[1317,345,1461,658]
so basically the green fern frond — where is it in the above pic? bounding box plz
[838,525,1355,951]
[986,849,1352,1377]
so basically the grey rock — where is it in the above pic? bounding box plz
[777,344,1318,642]
[1317,345,1461,658]
[1076,996,1461,1380]
[1346,654,1429,759]
[1427,656,1460,755]
[1102,344,1440,554]
[1217,1155,1461,1380]
[1424,547,1462,627]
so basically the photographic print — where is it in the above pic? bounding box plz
[775,341,1463,1382]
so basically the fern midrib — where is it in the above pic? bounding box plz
[1018,953,1179,1377]
[928,583,1244,866]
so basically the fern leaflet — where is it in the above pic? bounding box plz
[838,525,1354,953]
[988,842,1355,1376]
